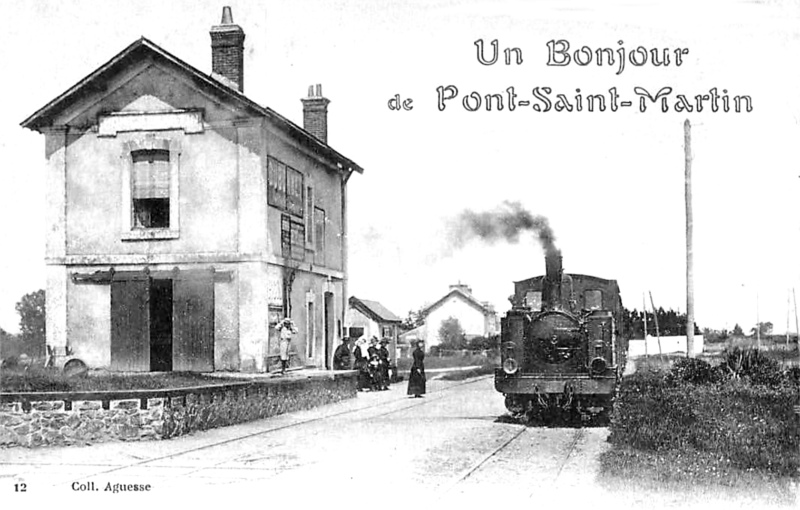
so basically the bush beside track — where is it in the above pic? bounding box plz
[599,348,799,504]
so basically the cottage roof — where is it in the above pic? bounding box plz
[420,287,495,317]
[348,297,402,323]
[20,37,363,175]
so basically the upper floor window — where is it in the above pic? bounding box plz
[268,156,304,218]
[121,138,180,241]
[132,149,170,229]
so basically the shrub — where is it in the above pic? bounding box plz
[782,366,800,387]
[466,335,499,351]
[608,371,697,451]
[667,357,720,384]
[718,347,782,386]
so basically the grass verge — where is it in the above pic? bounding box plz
[599,368,799,505]
[437,364,496,381]
[1,367,242,392]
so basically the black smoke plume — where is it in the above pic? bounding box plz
[447,201,559,256]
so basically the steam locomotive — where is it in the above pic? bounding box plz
[494,253,626,422]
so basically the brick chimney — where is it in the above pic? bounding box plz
[301,84,330,143]
[210,6,245,92]
[449,283,472,295]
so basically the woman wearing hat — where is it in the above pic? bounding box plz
[407,340,426,398]
[366,337,382,391]
[353,338,371,391]
[275,317,298,375]
[378,338,391,390]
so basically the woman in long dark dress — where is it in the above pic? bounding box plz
[407,341,426,397]
[354,338,371,391]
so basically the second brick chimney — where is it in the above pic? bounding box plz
[210,6,245,92]
[301,84,330,143]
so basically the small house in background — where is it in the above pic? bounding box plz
[416,284,499,350]
[21,8,362,373]
[345,297,401,359]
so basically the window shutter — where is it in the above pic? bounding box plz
[314,207,325,265]
[110,278,150,371]
[281,214,292,259]
[286,167,304,217]
[172,272,215,372]
[290,221,305,261]
[268,157,287,209]
[305,185,315,248]
[132,150,170,199]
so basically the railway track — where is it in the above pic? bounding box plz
[33,375,496,487]
[436,423,593,498]
[439,425,528,494]
[7,373,605,499]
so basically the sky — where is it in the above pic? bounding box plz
[0,0,798,335]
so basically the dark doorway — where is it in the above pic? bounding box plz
[149,279,173,371]
[324,292,333,370]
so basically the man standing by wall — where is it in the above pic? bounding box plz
[333,337,352,370]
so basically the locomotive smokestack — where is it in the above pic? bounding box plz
[544,251,563,309]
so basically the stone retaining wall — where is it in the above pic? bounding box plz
[0,372,357,447]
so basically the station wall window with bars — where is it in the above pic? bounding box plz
[281,214,306,261]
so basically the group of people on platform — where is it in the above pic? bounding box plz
[336,336,393,391]
[333,337,426,398]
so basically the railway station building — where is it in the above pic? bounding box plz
[21,8,362,373]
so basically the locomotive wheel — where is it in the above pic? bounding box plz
[595,397,613,425]
[582,396,613,426]
[504,395,526,415]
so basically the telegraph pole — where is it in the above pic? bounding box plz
[684,119,695,357]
